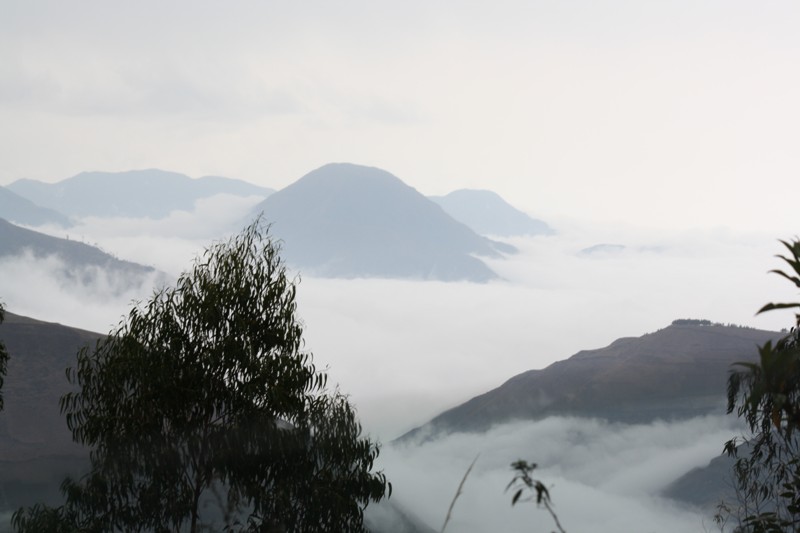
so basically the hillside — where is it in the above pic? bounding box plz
[0,312,99,461]
[429,189,554,237]
[0,311,98,517]
[401,322,777,439]
[252,163,512,282]
[0,218,162,291]
[7,169,273,219]
[0,186,71,228]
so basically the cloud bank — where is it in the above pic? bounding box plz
[379,415,740,533]
[1,211,789,438]
[0,206,782,532]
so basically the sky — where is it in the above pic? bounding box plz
[2,0,800,232]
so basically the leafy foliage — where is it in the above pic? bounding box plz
[506,460,566,533]
[725,239,800,531]
[672,318,714,326]
[12,219,389,532]
[0,300,8,412]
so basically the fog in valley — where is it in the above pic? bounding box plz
[382,415,741,532]
[0,200,788,437]
[0,197,792,531]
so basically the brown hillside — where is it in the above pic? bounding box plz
[0,311,101,461]
[402,324,779,439]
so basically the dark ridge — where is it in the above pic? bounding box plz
[399,323,779,442]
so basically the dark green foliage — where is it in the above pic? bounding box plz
[725,238,800,531]
[671,318,756,329]
[0,300,8,411]
[507,460,550,507]
[13,219,389,532]
[506,460,566,533]
[672,318,714,326]
[11,503,83,533]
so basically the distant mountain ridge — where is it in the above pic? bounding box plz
[0,186,71,227]
[0,218,165,291]
[7,169,273,219]
[401,323,778,440]
[429,189,554,237]
[252,163,513,282]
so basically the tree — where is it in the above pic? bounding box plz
[12,219,389,532]
[724,238,800,531]
[0,300,8,412]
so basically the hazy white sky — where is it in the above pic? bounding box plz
[2,0,799,232]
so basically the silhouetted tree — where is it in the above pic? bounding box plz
[13,219,389,532]
[0,301,8,412]
[725,238,800,531]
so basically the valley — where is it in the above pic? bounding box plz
[0,163,790,532]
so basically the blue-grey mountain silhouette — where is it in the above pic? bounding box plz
[429,189,553,237]
[7,169,273,219]
[0,186,71,227]
[252,163,513,282]
[579,243,627,255]
[662,450,737,509]
[0,218,164,290]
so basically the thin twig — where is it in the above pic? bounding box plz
[440,454,479,533]
[542,498,567,533]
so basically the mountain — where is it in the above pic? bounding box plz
[7,169,273,219]
[0,186,71,227]
[0,312,99,461]
[429,189,554,237]
[251,163,513,282]
[579,243,626,255]
[662,451,737,509]
[578,243,665,256]
[0,311,97,517]
[0,218,161,286]
[401,322,778,439]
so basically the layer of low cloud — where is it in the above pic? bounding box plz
[0,203,791,439]
[34,193,265,275]
[1,195,263,331]
[378,415,740,533]
[295,224,788,438]
[0,251,165,333]
[1,210,791,439]
[0,206,783,531]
